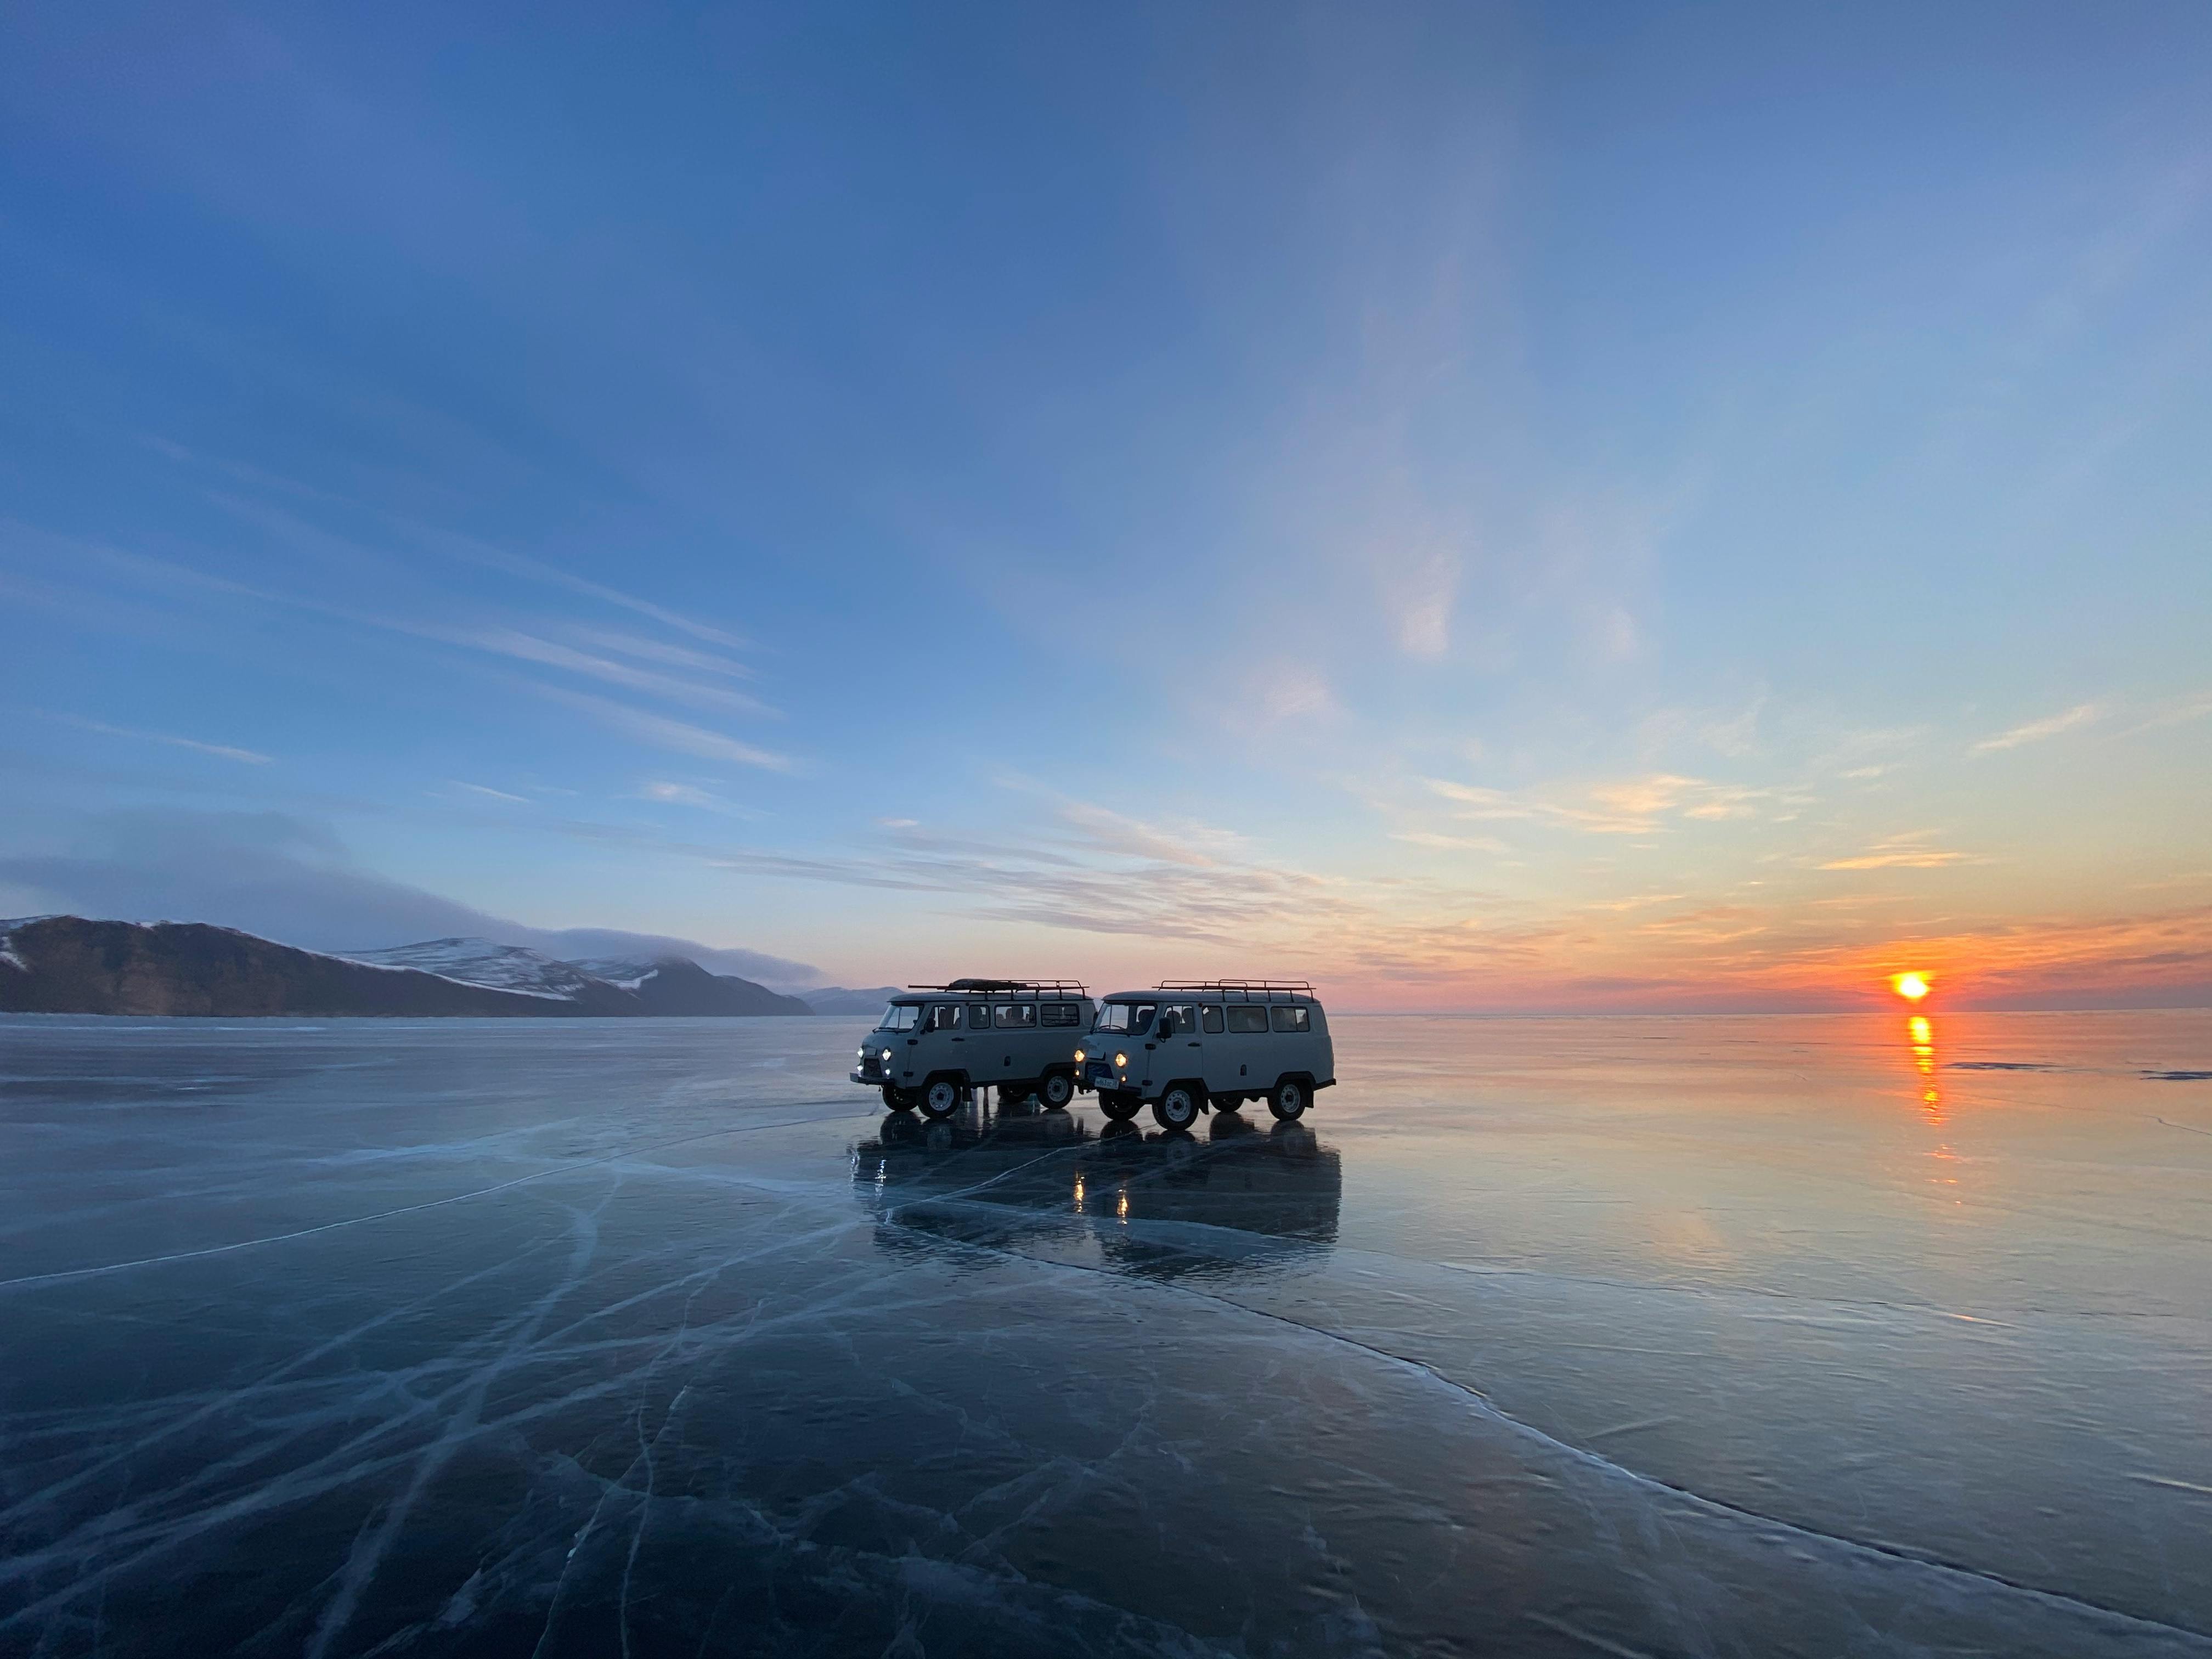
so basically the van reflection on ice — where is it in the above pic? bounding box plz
[850,1099,1342,1280]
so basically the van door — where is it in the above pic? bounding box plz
[1197,1002,1234,1092]
[1040,1000,1084,1073]
[910,1001,961,1084]
[1269,1002,1316,1085]
[991,999,1040,1078]
[1158,1001,1203,1091]
[1222,1002,1269,1090]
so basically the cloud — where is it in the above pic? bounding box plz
[1583,892,1689,912]
[0,808,820,984]
[187,472,753,653]
[1425,772,1784,834]
[529,684,794,772]
[60,715,272,766]
[1382,544,1458,659]
[2121,690,2212,736]
[1820,833,1976,871]
[452,781,529,803]
[55,522,784,751]
[1056,802,1242,868]
[1391,831,1508,853]
[637,781,762,819]
[1972,702,2105,753]
[458,627,777,718]
[1700,694,1765,758]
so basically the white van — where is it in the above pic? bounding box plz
[851,979,1093,1119]
[1076,980,1334,1131]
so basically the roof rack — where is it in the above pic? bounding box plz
[905,978,1090,996]
[1153,979,1314,1000]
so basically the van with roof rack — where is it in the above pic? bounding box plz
[1076,981,1334,1131]
[852,979,1094,1120]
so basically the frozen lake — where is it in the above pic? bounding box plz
[3,1011,2209,1656]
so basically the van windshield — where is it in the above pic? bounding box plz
[1093,1002,1156,1034]
[875,1002,922,1032]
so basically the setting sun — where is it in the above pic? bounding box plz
[1891,973,1932,1002]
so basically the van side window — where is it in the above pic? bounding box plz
[1271,1005,1311,1033]
[1201,1006,1224,1034]
[925,1004,961,1032]
[1041,1002,1079,1028]
[1226,1006,1268,1034]
[995,1002,1039,1029]
[970,1004,994,1029]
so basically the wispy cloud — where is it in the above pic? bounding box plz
[183,461,754,654]
[1056,801,1242,868]
[1381,543,1458,659]
[1820,833,1977,871]
[531,684,794,772]
[458,625,777,718]
[2120,690,2212,736]
[452,781,529,803]
[636,780,763,819]
[1584,891,1689,912]
[1426,772,1787,834]
[60,715,272,765]
[1972,702,2105,753]
[1391,830,1508,853]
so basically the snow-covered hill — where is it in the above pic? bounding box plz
[342,938,610,1000]
[344,938,812,1016]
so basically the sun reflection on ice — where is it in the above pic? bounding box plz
[1901,1012,1964,1201]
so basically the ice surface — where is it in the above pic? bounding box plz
[2,1011,2208,1656]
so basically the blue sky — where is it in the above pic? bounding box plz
[4,2,2209,1007]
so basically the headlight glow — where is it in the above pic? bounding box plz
[1114,1052,1127,1068]
[1074,1049,1086,1064]
[881,1048,892,1062]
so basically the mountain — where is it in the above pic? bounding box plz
[799,985,905,1015]
[0,918,817,1018]
[341,939,640,1013]
[570,956,812,1016]
[0,917,600,1017]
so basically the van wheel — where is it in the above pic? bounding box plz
[882,1085,914,1112]
[1211,1093,1245,1113]
[1000,1079,1035,1105]
[1039,1071,1074,1109]
[1267,1077,1309,1121]
[1153,1084,1200,1131]
[920,1077,963,1120]
[1099,1092,1139,1122]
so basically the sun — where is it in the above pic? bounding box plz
[1891,972,1931,1002]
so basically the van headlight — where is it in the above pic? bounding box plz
[1074,1049,1086,1064]
[881,1048,892,1062]
[1114,1052,1127,1068]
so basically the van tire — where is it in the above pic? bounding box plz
[920,1076,964,1121]
[1098,1091,1139,1122]
[1154,1084,1201,1132]
[882,1085,914,1112]
[1039,1070,1075,1109]
[1211,1092,1245,1113]
[1267,1077,1310,1121]
[1001,1079,1035,1105]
